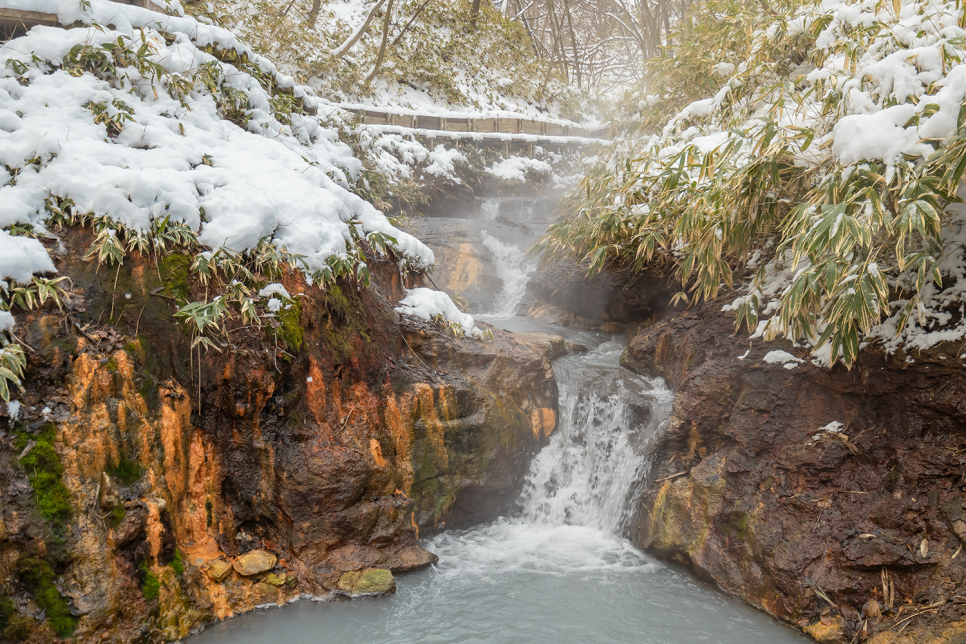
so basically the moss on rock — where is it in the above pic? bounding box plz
[14,557,78,637]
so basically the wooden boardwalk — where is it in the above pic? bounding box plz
[343,107,607,155]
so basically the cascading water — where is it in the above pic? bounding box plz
[479,231,538,315]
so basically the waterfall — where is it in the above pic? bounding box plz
[516,341,672,537]
[479,230,538,316]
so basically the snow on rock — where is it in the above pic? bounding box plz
[0,0,435,303]
[394,288,482,338]
[258,283,291,300]
[486,156,552,183]
[0,311,13,333]
[0,230,56,286]
[762,350,803,370]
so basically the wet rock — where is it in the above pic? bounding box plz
[232,550,276,576]
[629,296,966,641]
[207,560,232,582]
[388,545,438,573]
[513,332,567,361]
[337,568,396,596]
[253,582,279,603]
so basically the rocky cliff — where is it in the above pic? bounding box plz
[0,229,557,643]
[624,300,966,643]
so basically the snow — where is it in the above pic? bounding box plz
[258,283,291,299]
[5,399,20,420]
[394,287,482,338]
[0,311,13,333]
[762,350,802,365]
[0,230,57,286]
[486,156,552,182]
[0,0,437,333]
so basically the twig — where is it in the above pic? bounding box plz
[339,403,360,433]
[655,471,688,482]
[401,333,434,375]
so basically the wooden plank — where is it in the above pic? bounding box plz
[0,8,60,40]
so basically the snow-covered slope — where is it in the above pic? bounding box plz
[1,0,433,274]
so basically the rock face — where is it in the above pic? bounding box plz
[624,300,966,642]
[337,568,396,596]
[0,228,557,643]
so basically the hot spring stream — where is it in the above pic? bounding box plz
[189,197,807,644]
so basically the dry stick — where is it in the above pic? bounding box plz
[401,333,433,375]
[134,304,145,338]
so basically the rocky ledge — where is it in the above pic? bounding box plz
[624,299,966,643]
[0,231,558,643]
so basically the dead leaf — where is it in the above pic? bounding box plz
[921,539,929,558]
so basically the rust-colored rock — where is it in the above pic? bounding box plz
[207,559,232,582]
[232,550,276,576]
[0,234,559,643]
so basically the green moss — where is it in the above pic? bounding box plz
[14,424,72,532]
[110,503,126,527]
[169,549,185,576]
[884,466,900,492]
[140,563,161,601]
[205,498,213,528]
[275,297,303,352]
[14,557,78,637]
[2,615,32,643]
[106,452,142,486]
[0,592,14,631]
[159,253,192,301]
[105,357,119,373]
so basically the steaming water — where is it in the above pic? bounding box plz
[189,196,807,644]
[479,230,537,315]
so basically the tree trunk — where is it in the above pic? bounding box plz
[306,0,322,29]
[366,0,395,83]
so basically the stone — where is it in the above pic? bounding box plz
[264,572,286,586]
[232,550,276,576]
[113,506,146,545]
[337,568,396,596]
[530,407,556,439]
[953,520,966,539]
[207,559,232,582]
[514,332,567,361]
[253,582,279,603]
[388,545,439,574]
[98,472,120,509]
[804,617,843,643]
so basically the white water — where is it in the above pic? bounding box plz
[479,230,538,315]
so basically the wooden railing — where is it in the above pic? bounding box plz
[342,107,606,140]
[0,0,167,40]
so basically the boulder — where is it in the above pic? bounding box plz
[207,560,232,582]
[388,545,438,574]
[232,550,276,576]
[337,568,396,596]
[264,572,286,586]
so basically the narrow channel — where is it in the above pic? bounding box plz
[190,197,808,643]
